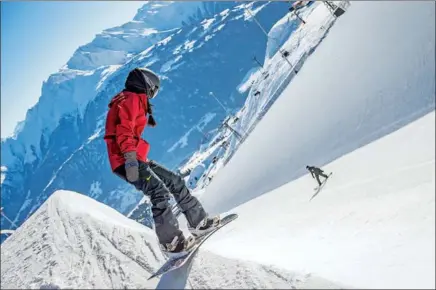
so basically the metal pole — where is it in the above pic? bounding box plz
[253,56,264,70]
[223,120,243,144]
[245,7,295,70]
[294,10,306,24]
[1,209,18,229]
[209,92,230,115]
[289,0,306,24]
[323,1,337,16]
[245,8,269,38]
[196,125,209,141]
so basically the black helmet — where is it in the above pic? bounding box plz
[125,67,160,99]
[139,67,160,99]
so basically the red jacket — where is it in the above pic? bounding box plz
[104,91,150,171]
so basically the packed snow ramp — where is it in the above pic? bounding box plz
[1,190,346,289]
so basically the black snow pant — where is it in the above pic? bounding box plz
[314,172,329,186]
[115,160,207,245]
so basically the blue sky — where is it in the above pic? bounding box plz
[1,1,145,138]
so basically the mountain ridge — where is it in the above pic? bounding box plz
[1,1,293,238]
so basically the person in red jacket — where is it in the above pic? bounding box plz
[104,67,219,253]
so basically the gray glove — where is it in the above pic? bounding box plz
[124,151,139,182]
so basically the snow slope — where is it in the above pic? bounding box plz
[190,1,434,288]
[0,190,345,289]
[201,111,435,289]
[201,0,435,213]
[1,114,433,289]
[179,2,337,184]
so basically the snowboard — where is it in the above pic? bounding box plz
[148,213,238,280]
[313,172,333,190]
[310,172,333,201]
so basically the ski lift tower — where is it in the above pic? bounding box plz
[323,1,347,17]
[219,116,243,143]
[244,7,298,74]
[288,1,308,24]
[253,55,270,79]
[209,92,231,116]
[252,55,264,71]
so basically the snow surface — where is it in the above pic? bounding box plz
[237,67,262,93]
[10,190,33,227]
[265,1,317,60]
[204,34,214,42]
[213,24,226,33]
[202,111,435,289]
[160,55,183,73]
[171,1,435,288]
[2,113,432,289]
[201,18,215,30]
[201,0,435,213]
[89,181,103,198]
[196,1,435,289]
[183,40,197,52]
[219,9,230,20]
[1,190,344,289]
[134,2,209,31]
[0,166,6,184]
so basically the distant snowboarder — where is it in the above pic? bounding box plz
[103,67,219,254]
[306,165,330,187]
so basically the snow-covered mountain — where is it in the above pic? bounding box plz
[1,1,299,237]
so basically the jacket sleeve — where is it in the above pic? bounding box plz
[308,168,314,177]
[116,94,140,154]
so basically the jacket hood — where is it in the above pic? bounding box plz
[124,68,160,99]
[125,69,148,94]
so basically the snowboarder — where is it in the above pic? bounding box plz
[103,67,219,254]
[306,165,329,187]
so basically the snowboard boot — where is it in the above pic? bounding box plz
[189,215,220,238]
[160,233,196,257]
